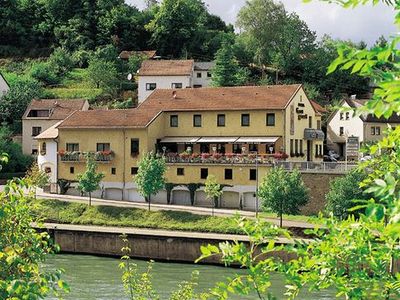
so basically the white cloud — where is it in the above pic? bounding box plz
[126,0,397,45]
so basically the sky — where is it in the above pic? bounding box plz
[126,0,397,45]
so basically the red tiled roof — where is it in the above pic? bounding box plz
[58,85,302,129]
[138,60,194,76]
[23,99,87,120]
[310,100,327,114]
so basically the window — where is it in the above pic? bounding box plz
[170,115,178,127]
[317,120,321,130]
[295,139,299,154]
[131,139,139,156]
[177,168,184,176]
[290,139,294,154]
[193,84,202,88]
[266,113,275,126]
[32,126,42,137]
[45,167,51,173]
[31,149,38,155]
[197,72,202,78]
[171,83,182,89]
[249,169,257,181]
[27,110,50,117]
[241,114,250,126]
[319,145,323,156]
[300,140,303,154]
[217,114,225,127]
[315,144,319,156]
[207,72,212,78]
[193,114,202,127]
[346,112,350,120]
[96,143,110,152]
[371,126,381,136]
[41,142,46,155]
[233,144,242,154]
[131,167,139,175]
[70,167,74,174]
[146,83,156,90]
[249,144,258,152]
[340,113,344,120]
[66,143,79,152]
[308,116,312,128]
[224,169,233,180]
[200,144,210,153]
[339,127,344,136]
[111,167,116,175]
[200,168,208,179]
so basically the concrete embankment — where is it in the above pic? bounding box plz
[40,223,299,264]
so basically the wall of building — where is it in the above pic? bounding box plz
[163,110,285,138]
[192,70,212,87]
[284,88,323,161]
[0,75,9,97]
[326,102,364,155]
[138,75,192,103]
[363,122,399,142]
[22,119,59,155]
[37,139,58,183]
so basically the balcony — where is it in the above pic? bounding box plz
[164,152,277,165]
[58,151,114,163]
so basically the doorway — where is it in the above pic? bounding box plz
[307,140,312,161]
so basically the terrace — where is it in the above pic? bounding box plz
[59,151,114,163]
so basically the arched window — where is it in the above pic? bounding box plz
[41,142,47,155]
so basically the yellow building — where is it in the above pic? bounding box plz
[37,84,325,210]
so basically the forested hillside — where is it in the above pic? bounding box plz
[0,0,383,127]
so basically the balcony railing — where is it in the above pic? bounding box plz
[58,151,114,163]
[274,161,356,173]
[165,153,276,165]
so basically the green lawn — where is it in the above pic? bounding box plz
[33,199,246,235]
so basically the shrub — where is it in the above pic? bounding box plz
[325,170,368,219]
[30,62,59,85]
[48,48,74,76]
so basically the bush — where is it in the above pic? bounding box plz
[72,50,92,68]
[30,62,60,85]
[48,48,74,76]
[325,170,368,219]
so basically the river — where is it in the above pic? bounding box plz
[44,254,336,299]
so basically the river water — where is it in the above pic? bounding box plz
[44,254,335,300]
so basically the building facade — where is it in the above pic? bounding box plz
[327,98,400,158]
[137,60,214,103]
[0,73,10,98]
[37,85,325,209]
[22,99,89,155]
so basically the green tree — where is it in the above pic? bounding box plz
[211,40,249,87]
[258,167,308,227]
[30,62,60,86]
[86,58,118,94]
[0,77,43,128]
[77,154,105,206]
[146,0,208,57]
[325,170,368,219]
[48,48,75,76]
[0,179,69,299]
[134,152,166,211]
[25,162,50,199]
[204,175,223,213]
[128,53,147,75]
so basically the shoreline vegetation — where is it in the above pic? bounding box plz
[33,199,318,236]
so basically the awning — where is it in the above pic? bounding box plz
[235,137,280,144]
[304,129,325,140]
[160,137,200,144]
[197,137,239,143]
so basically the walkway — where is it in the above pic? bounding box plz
[36,190,316,229]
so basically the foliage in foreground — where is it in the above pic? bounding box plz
[77,154,105,206]
[0,179,68,299]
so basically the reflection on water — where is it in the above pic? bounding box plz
[44,254,335,300]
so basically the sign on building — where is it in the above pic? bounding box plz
[346,136,360,157]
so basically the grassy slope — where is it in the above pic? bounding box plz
[33,199,245,235]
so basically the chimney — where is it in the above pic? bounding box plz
[172,90,177,99]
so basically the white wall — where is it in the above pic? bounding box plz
[0,74,9,98]
[138,75,192,103]
[327,101,364,154]
[192,70,212,87]
[37,140,58,183]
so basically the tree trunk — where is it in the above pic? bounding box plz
[148,194,151,211]
[89,192,92,207]
[279,213,283,228]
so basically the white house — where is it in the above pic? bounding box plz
[137,60,214,103]
[0,73,10,98]
[327,98,400,158]
[35,122,61,186]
